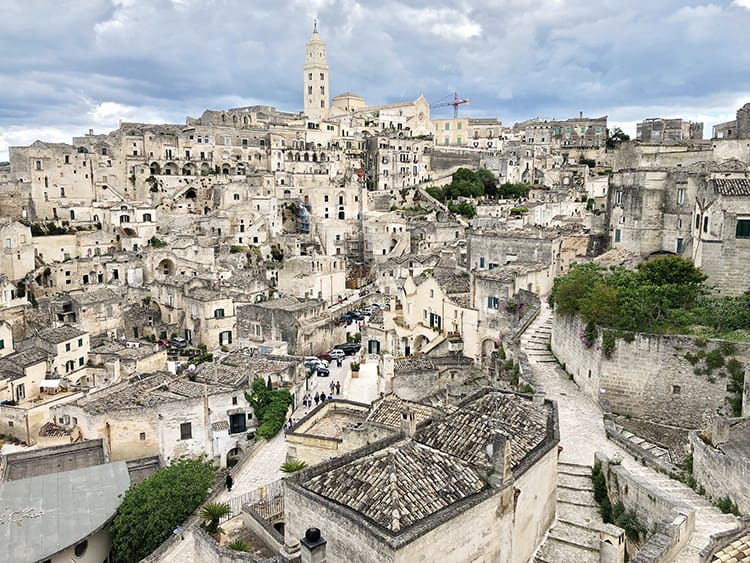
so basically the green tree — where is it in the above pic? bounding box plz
[475,168,498,198]
[245,378,293,439]
[111,457,216,563]
[606,127,630,149]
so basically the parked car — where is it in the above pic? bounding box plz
[316,366,330,377]
[348,311,364,321]
[328,349,345,361]
[318,352,334,362]
[169,336,188,349]
[334,343,361,356]
[363,306,374,315]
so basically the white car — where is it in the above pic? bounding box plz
[329,349,345,361]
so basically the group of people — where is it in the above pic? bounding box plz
[301,381,341,409]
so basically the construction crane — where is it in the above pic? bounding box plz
[430,92,471,118]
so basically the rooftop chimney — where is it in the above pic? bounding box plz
[486,433,512,485]
[300,528,327,563]
[401,407,416,438]
[579,111,583,119]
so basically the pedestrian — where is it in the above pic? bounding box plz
[314,392,320,405]
[283,423,288,437]
[327,393,333,401]
[330,381,335,393]
[337,357,342,367]
[336,381,341,394]
[225,474,233,492]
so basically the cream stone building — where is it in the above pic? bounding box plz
[285,389,559,563]
[0,219,34,281]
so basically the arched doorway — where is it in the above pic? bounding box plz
[414,334,430,353]
[157,258,175,276]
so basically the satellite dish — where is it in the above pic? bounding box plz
[188,364,196,371]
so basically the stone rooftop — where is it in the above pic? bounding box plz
[303,439,488,533]
[251,296,323,312]
[303,409,367,439]
[712,533,750,562]
[415,391,550,471]
[69,287,120,305]
[0,347,49,379]
[712,178,750,196]
[296,389,557,537]
[77,372,234,414]
[192,353,298,386]
[33,325,86,344]
[474,263,547,282]
[366,394,435,430]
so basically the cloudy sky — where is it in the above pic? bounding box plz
[2,0,750,161]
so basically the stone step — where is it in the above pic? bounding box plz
[557,502,602,528]
[558,487,598,507]
[549,520,601,550]
[534,537,599,563]
[538,358,559,363]
[558,472,594,491]
[559,462,592,477]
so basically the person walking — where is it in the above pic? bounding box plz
[314,392,320,405]
[225,474,233,492]
[336,381,341,395]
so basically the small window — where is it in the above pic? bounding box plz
[78,338,83,347]
[736,219,750,238]
[672,385,681,395]
[214,308,225,319]
[232,396,238,405]
[703,216,709,233]
[78,357,84,366]
[229,413,246,434]
[139,432,146,441]
[180,422,192,440]
[74,540,88,557]
[233,194,240,201]
[65,343,71,352]
[677,188,685,205]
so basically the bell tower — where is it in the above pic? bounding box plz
[303,20,329,120]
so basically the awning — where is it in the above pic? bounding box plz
[39,379,61,389]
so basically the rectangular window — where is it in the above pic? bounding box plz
[78,338,83,347]
[229,413,247,434]
[65,343,71,352]
[479,257,485,269]
[0,339,4,350]
[444,123,450,130]
[78,357,84,366]
[487,296,499,310]
[615,191,623,204]
[677,188,685,205]
[703,216,709,233]
[180,422,192,440]
[139,432,146,441]
[214,308,225,318]
[614,229,621,243]
[457,122,462,129]
[696,215,701,230]
[736,219,750,238]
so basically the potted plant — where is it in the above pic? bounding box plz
[351,361,360,378]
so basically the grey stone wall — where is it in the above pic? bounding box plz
[552,313,749,429]
[596,453,695,563]
[690,431,750,515]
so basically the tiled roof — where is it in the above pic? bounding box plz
[0,347,49,378]
[303,439,487,533]
[415,392,549,471]
[35,325,86,344]
[366,395,435,429]
[712,533,750,562]
[712,178,750,196]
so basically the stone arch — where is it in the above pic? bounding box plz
[481,337,496,363]
[150,162,161,175]
[222,165,231,175]
[414,334,430,353]
[200,162,211,175]
[184,188,197,200]
[157,258,175,276]
[236,163,246,175]
[182,163,197,176]
[163,162,179,176]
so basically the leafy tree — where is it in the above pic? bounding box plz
[245,378,293,439]
[606,127,630,149]
[111,457,216,563]
[497,182,531,199]
[475,168,498,198]
[448,201,477,218]
[426,186,446,203]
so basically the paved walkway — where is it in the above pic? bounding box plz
[522,304,739,562]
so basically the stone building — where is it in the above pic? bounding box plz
[692,177,750,295]
[712,102,750,139]
[236,296,344,356]
[51,367,255,468]
[0,219,34,281]
[285,389,559,563]
[636,118,703,143]
[522,113,608,149]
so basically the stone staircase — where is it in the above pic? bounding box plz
[623,461,739,563]
[612,423,672,464]
[520,312,556,364]
[535,462,618,563]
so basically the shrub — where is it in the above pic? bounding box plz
[351,362,360,372]
[227,540,251,552]
[111,457,216,562]
[280,459,308,473]
[602,330,616,359]
[200,502,231,535]
[245,378,293,440]
[715,496,740,516]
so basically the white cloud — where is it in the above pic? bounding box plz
[733,0,750,9]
